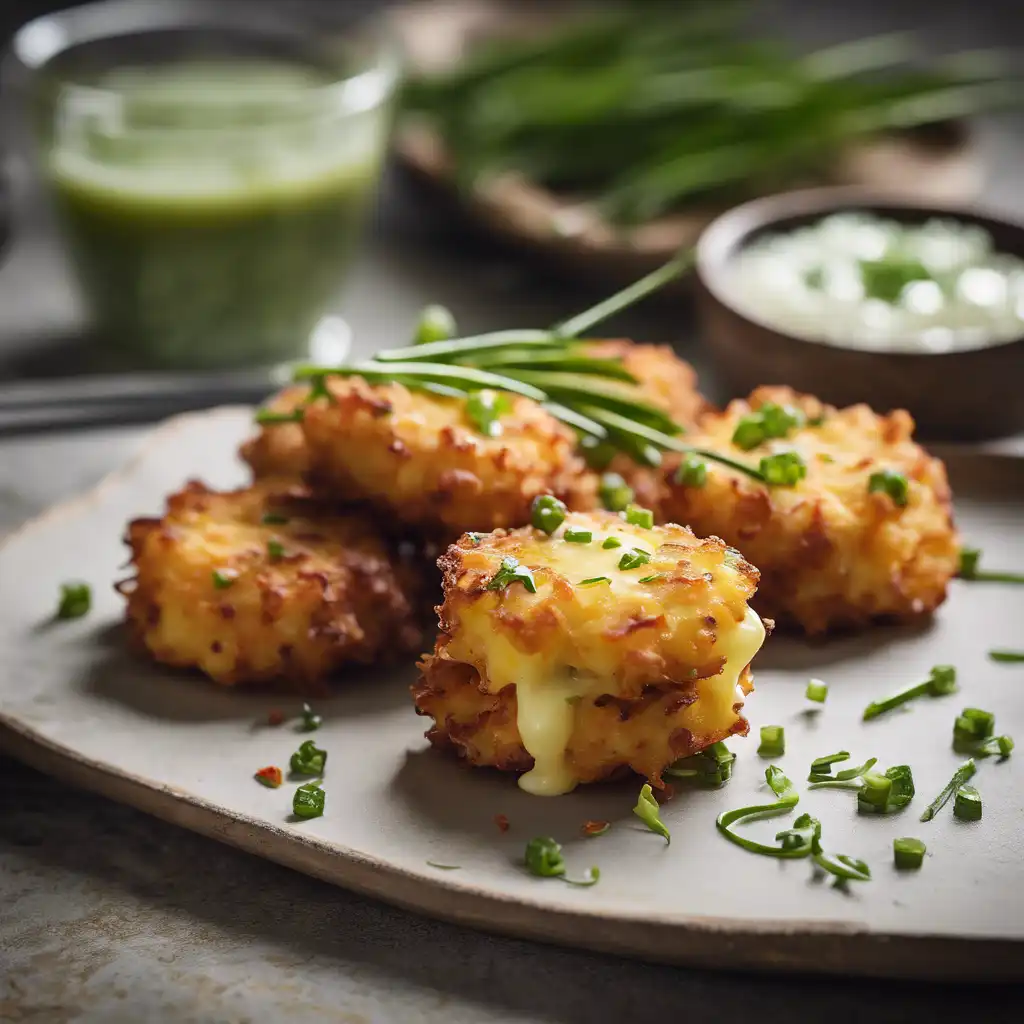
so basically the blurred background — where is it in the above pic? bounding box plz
[0,0,1023,433]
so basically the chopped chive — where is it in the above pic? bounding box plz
[267,539,286,561]
[599,472,634,511]
[996,735,1015,757]
[298,703,322,732]
[989,650,1024,663]
[56,581,91,620]
[465,389,512,437]
[732,416,765,451]
[524,836,599,887]
[805,679,828,703]
[373,330,559,365]
[759,451,807,486]
[953,784,982,821]
[633,783,670,843]
[862,665,957,720]
[809,751,850,776]
[414,303,458,346]
[673,452,707,487]
[212,569,236,590]
[578,576,611,586]
[716,767,809,857]
[254,408,304,425]
[530,494,567,534]
[665,742,735,786]
[487,556,538,594]
[958,547,1024,584]
[617,548,652,571]
[813,850,871,883]
[624,504,654,528]
[857,771,893,810]
[732,402,803,451]
[638,574,663,583]
[426,861,461,870]
[601,536,622,549]
[868,468,910,507]
[563,527,593,543]
[290,740,327,776]
[261,512,290,525]
[757,725,785,758]
[920,759,976,822]
[579,434,618,469]
[893,837,926,869]
[292,780,325,820]
[809,756,877,787]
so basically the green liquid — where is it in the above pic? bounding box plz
[44,59,388,369]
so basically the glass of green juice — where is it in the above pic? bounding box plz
[4,1,400,369]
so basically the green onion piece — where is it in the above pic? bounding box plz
[862,665,957,720]
[996,735,1015,757]
[774,812,821,855]
[953,706,995,742]
[868,468,910,507]
[618,548,652,571]
[298,702,322,732]
[882,765,916,810]
[805,679,828,703]
[809,751,850,776]
[601,536,622,549]
[292,780,325,820]
[760,402,805,438]
[465,389,512,437]
[857,771,893,810]
[414,304,458,346]
[624,504,654,529]
[212,569,236,590]
[813,850,871,883]
[564,528,593,543]
[267,539,286,561]
[599,472,634,511]
[530,494,567,534]
[373,330,560,365]
[261,512,290,525]
[637,574,663,583]
[893,837,926,870]
[564,866,601,887]
[579,434,618,469]
[809,756,878,787]
[525,836,566,877]
[255,408,304,425]
[487,556,538,594]
[578,576,611,586]
[759,451,807,486]
[920,759,976,822]
[757,725,785,758]
[732,416,766,451]
[426,861,461,870]
[290,739,327,776]
[958,547,1024,584]
[673,453,707,487]
[989,650,1024,663]
[716,767,809,858]
[953,784,982,821]
[56,581,91,620]
[664,741,736,786]
[633,783,670,843]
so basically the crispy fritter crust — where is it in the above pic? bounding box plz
[239,386,310,479]
[119,479,425,691]
[659,386,960,634]
[301,377,597,537]
[413,512,765,789]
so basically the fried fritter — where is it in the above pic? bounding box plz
[240,385,310,479]
[659,386,960,635]
[120,479,424,690]
[413,510,767,794]
[301,377,597,537]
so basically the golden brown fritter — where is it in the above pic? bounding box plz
[301,376,597,537]
[119,479,425,691]
[240,385,311,479]
[658,386,960,635]
[413,510,767,794]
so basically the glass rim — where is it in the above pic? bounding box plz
[6,0,402,119]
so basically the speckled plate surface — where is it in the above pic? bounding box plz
[1,409,1022,981]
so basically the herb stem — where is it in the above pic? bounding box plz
[920,759,977,822]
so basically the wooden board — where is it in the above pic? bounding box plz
[389,0,984,287]
[1,408,1022,981]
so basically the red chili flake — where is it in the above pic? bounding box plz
[493,813,510,833]
[267,709,285,727]
[254,766,283,788]
[582,820,610,837]
[655,783,675,804]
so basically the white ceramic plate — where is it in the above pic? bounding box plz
[1,409,1021,980]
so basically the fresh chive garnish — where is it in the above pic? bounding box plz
[298,703,322,732]
[757,725,785,758]
[290,740,327,776]
[426,861,461,870]
[530,494,567,534]
[267,539,286,561]
[989,649,1024,663]
[212,569,236,590]
[958,547,1024,584]
[673,453,707,487]
[261,512,289,525]
[856,766,915,815]
[716,767,807,857]
[920,759,976,822]
[292,780,325,820]
[599,472,634,512]
[254,765,283,789]
[953,784,982,821]
[809,751,850,775]
[601,536,622,549]
[732,401,804,450]
[56,581,91,620]
[375,330,560,364]
[524,837,599,886]
[868,468,910,507]
[469,348,638,382]
[579,434,618,469]
[759,451,807,486]
[578,576,611,586]
[808,756,877,786]
[624,504,654,528]
[563,528,593,543]
[465,389,512,436]
[637,574,663,583]
[732,416,766,451]
[414,304,458,346]
[633,783,671,843]
[805,679,828,703]
[862,665,957,721]
[893,837,926,869]
[664,742,735,786]
[951,707,1012,759]
[618,548,652,571]
[254,408,304,425]
[487,556,538,594]
[813,850,872,883]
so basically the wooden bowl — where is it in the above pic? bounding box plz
[695,187,1024,440]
